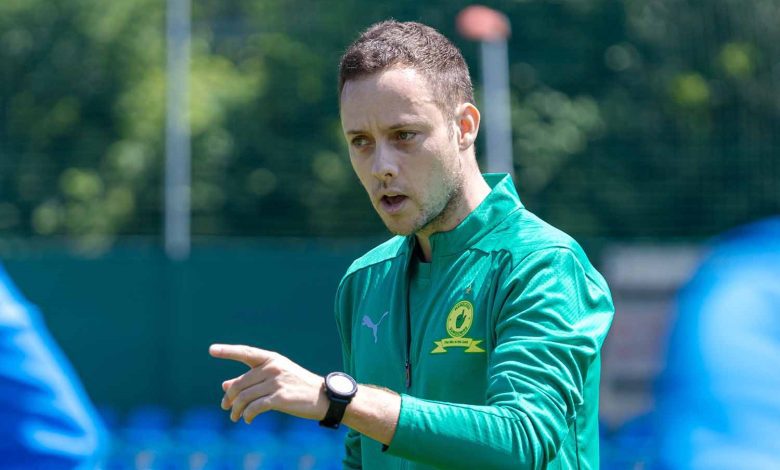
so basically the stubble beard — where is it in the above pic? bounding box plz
[415,178,464,237]
[383,171,465,237]
[413,148,467,238]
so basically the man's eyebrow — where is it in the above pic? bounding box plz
[388,121,426,130]
[345,121,428,135]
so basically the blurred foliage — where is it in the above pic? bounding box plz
[1,0,778,247]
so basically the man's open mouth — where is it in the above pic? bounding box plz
[380,195,408,213]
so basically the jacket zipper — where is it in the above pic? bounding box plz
[404,239,414,390]
[404,258,412,389]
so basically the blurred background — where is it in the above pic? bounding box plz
[1,0,778,468]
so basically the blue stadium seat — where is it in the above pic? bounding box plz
[119,405,176,470]
[223,411,284,470]
[173,406,228,470]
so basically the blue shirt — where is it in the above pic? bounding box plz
[0,263,106,468]
[655,217,780,469]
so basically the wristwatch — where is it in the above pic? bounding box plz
[319,372,358,429]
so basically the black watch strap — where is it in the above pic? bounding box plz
[319,372,357,429]
[320,395,350,429]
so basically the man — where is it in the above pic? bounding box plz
[211,20,614,469]
[0,262,106,468]
[654,217,780,469]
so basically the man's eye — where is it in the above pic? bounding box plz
[397,131,416,141]
[351,136,370,147]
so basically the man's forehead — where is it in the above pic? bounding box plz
[340,67,437,104]
[343,115,431,135]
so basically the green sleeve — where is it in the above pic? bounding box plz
[335,281,363,469]
[343,429,362,469]
[385,248,613,469]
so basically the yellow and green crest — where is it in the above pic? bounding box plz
[431,300,485,354]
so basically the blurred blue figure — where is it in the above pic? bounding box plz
[655,217,780,469]
[0,263,106,468]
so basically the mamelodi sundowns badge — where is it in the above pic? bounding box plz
[431,300,485,354]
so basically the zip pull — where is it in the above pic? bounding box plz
[404,360,412,389]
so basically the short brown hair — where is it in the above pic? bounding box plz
[338,20,474,118]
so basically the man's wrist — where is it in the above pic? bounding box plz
[320,372,358,428]
[341,384,401,445]
[316,384,330,421]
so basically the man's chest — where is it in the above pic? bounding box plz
[351,255,499,401]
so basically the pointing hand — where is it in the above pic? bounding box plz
[209,344,328,424]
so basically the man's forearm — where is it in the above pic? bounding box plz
[345,391,563,469]
[342,384,401,445]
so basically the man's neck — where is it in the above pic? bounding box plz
[415,173,491,262]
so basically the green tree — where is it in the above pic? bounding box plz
[2,0,778,246]
[1,0,268,250]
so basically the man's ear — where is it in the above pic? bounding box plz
[455,103,480,151]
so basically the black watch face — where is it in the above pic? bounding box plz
[327,372,357,396]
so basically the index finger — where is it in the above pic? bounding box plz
[209,344,273,368]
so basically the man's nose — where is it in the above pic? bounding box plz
[371,142,399,182]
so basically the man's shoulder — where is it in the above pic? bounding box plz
[343,235,408,279]
[479,208,586,262]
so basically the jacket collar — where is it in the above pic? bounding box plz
[406,173,523,258]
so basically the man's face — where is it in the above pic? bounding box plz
[340,67,464,236]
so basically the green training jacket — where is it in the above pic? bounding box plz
[334,174,614,469]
